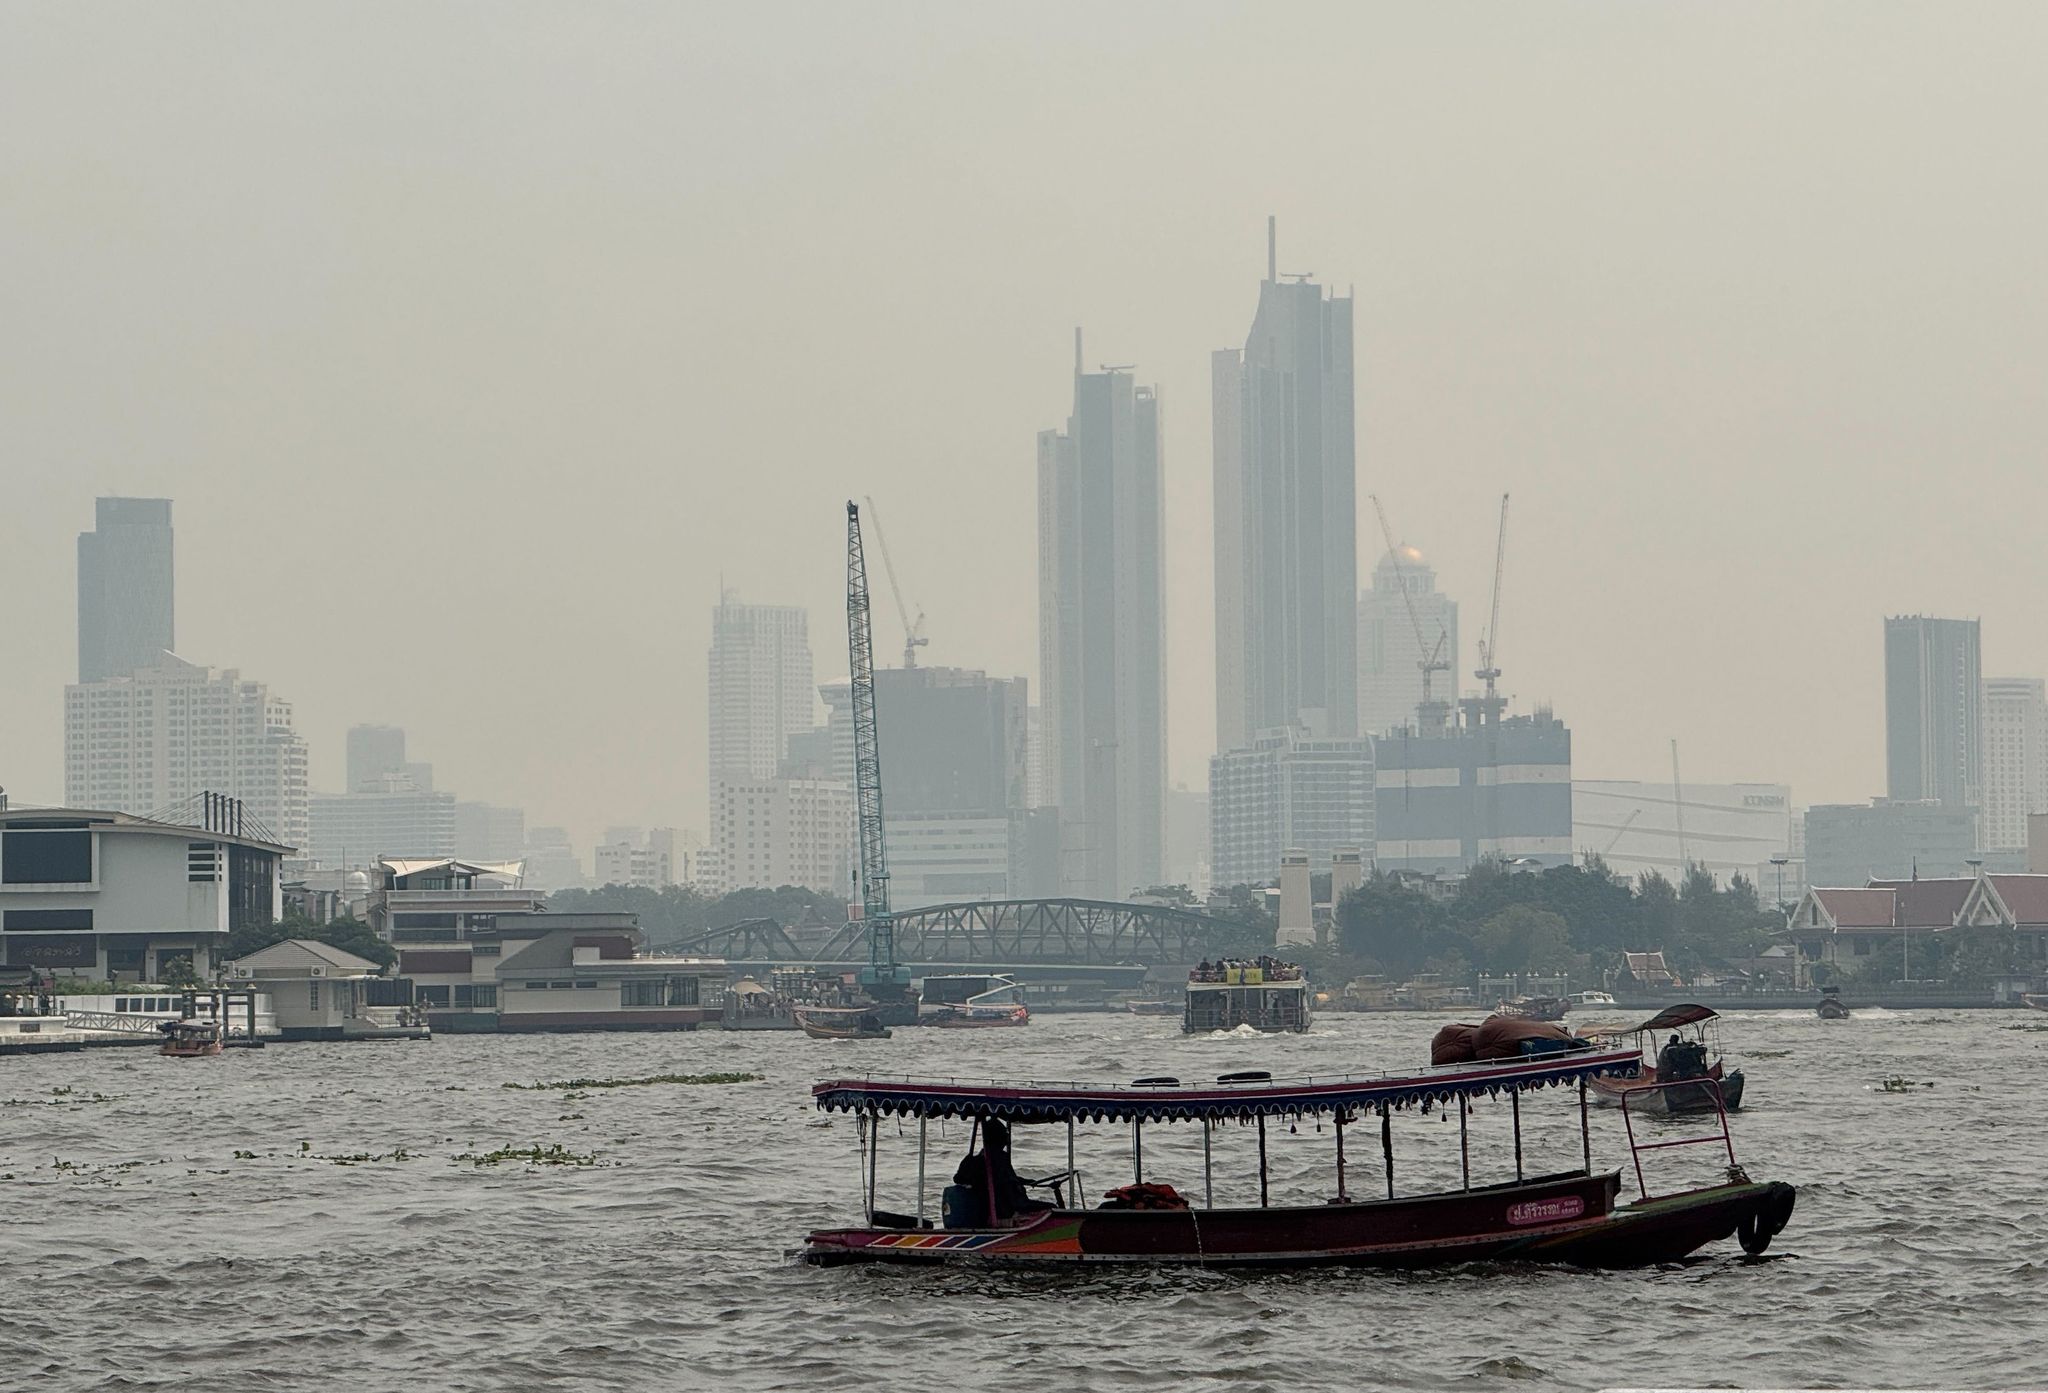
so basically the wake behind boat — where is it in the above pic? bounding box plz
[800,1044,1795,1270]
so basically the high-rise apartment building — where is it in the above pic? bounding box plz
[346,724,410,792]
[1884,615,1982,812]
[1209,724,1374,889]
[1037,336,1166,898]
[1982,677,2048,853]
[1358,546,1459,737]
[707,595,815,782]
[77,497,176,684]
[595,827,678,889]
[307,775,456,867]
[453,801,527,863]
[1213,220,1356,751]
[65,653,310,851]
[698,776,855,897]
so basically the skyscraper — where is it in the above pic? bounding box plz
[1982,677,2047,853]
[1038,334,1166,897]
[1884,615,1982,812]
[707,594,815,782]
[77,496,174,683]
[1213,219,1356,751]
[1357,545,1459,737]
[346,724,409,792]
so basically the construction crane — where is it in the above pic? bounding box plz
[1368,494,1452,730]
[846,501,911,1006]
[861,495,926,669]
[1474,493,1511,716]
[1600,809,1642,858]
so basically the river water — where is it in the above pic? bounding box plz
[3,1007,2043,1392]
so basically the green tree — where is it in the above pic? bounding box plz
[1334,876,1448,979]
[223,911,397,969]
[1473,904,1574,974]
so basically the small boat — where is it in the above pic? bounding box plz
[158,1018,224,1057]
[795,1008,891,1041]
[2020,994,2048,1012]
[933,1003,1029,1029]
[1816,987,1851,1020]
[1497,995,1569,1022]
[800,1047,1796,1269]
[1124,998,1181,1017]
[1568,990,1618,1008]
[1584,1004,1745,1114]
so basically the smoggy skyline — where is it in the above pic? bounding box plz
[5,3,2047,849]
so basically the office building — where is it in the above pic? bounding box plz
[1209,724,1374,888]
[1983,677,2048,854]
[1037,336,1166,897]
[1803,799,1979,887]
[708,595,815,783]
[595,827,678,889]
[1884,615,1982,811]
[453,801,526,863]
[307,776,456,868]
[520,826,586,892]
[1358,546,1458,737]
[345,724,410,792]
[0,802,287,981]
[64,653,309,852]
[699,776,855,897]
[1375,704,1572,874]
[77,496,174,683]
[1213,220,1356,751]
[1573,781,1794,886]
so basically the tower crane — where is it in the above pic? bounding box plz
[1368,494,1452,731]
[846,501,911,1008]
[1474,493,1510,719]
[861,495,927,669]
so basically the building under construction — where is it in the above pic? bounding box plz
[1373,697,1573,875]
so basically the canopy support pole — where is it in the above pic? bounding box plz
[1459,1099,1470,1190]
[1256,1116,1269,1208]
[1334,1109,1348,1202]
[1579,1078,1592,1174]
[1512,1090,1524,1182]
[864,1107,878,1223]
[1133,1118,1144,1184]
[1067,1117,1077,1209]
[915,1116,928,1226]
[1381,1104,1394,1199]
[1202,1119,1214,1208]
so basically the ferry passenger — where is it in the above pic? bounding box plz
[953,1119,1054,1225]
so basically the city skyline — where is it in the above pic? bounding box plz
[6,7,2048,851]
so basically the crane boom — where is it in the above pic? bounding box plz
[861,495,926,668]
[846,501,909,999]
[1368,495,1452,715]
[1475,493,1510,705]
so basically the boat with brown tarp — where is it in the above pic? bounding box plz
[1580,1004,1746,1114]
[799,1042,1794,1269]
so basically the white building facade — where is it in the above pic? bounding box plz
[1209,724,1375,889]
[698,776,855,896]
[708,595,815,783]
[1983,677,2048,854]
[65,653,310,852]
[1573,780,1795,887]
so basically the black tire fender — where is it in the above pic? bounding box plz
[1737,1182,1797,1256]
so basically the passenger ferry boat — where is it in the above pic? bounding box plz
[1184,958,1311,1033]
[158,1019,224,1057]
[921,974,1030,1028]
[799,1046,1795,1269]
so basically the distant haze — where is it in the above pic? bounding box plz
[4,3,2046,850]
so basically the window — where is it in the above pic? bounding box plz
[188,843,221,883]
[454,985,498,1009]
[5,909,93,932]
[572,980,597,990]
[309,981,321,1010]
[1,825,93,884]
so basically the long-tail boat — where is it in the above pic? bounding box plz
[799,1047,1795,1269]
[1583,1004,1746,1114]
[794,1007,891,1041]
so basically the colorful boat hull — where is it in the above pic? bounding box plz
[802,1172,1793,1269]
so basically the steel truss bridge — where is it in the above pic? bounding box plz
[669,898,1247,969]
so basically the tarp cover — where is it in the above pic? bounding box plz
[1432,1015,1588,1064]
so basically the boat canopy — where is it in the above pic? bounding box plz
[813,1047,1642,1125]
[1625,1004,1720,1035]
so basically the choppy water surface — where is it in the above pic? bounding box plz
[4,1008,2044,1391]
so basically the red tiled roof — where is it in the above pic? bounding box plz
[1867,878,1972,929]
[1989,875,2048,926]
[1811,887,1896,928]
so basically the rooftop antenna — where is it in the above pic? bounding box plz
[1267,215,1277,283]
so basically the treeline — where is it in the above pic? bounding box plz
[543,883,848,947]
[228,908,397,968]
[1329,858,1780,985]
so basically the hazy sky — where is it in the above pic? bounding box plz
[4,3,2046,851]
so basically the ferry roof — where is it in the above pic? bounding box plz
[813,1047,1642,1124]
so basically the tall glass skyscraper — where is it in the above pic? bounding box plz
[1213,220,1356,752]
[1884,614,1982,812]
[77,496,174,682]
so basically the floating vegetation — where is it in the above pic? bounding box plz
[458,1143,606,1168]
[2005,1022,2048,1033]
[1746,1049,1793,1059]
[502,1072,762,1092]
[2,1089,117,1108]
[1875,1076,1935,1092]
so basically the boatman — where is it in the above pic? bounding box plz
[954,1119,1055,1226]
